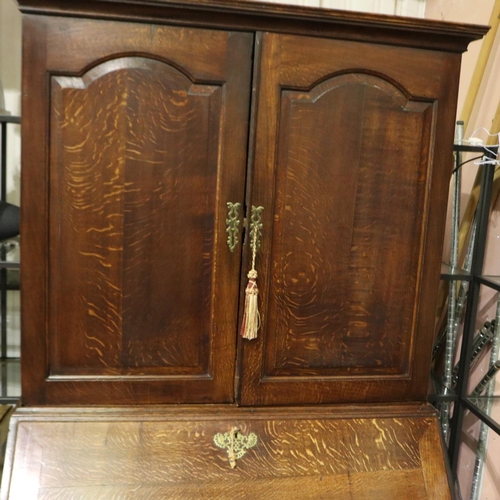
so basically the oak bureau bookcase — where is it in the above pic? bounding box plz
[1,0,487,498]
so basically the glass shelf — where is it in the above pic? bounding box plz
[478,275,500,292]
[464,396,500,437]
[0,261,20,270]
[0,116,20,124]
[428,371,457,401]
[0,358,20,404]
[453,144,498,154]
[456,409,500,500]
[440,263,472,281]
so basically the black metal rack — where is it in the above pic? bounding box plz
[0,114,20,405]
[430,142,500,498]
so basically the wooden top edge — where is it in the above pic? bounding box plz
[11,403,438,421]
[16,0,488,45]
[138,0,490,36]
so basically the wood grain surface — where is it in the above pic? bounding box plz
[50,58,222,374]
[267,73,432,376]
[16,0,488,54]
[239,32,461,405]
[1,406,451,500]
[14,4,478,499]
[22,17,253,405]
[19,0,481,411]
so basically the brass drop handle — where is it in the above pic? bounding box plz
[249,206,264,251]
[226,202,241,252]
[214,427,258,468]
[240,206,264,340]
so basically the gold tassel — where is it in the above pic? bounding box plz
[240,269,260,340]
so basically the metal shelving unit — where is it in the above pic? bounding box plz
[430,140,500,499]
[0,114,20,405]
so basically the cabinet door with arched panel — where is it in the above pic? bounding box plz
[239,32,459,405]
[22,16,253,405]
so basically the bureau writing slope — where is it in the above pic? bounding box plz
[2,0,487,498]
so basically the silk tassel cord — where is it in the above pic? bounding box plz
[240,221,260,340]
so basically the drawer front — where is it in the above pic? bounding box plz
[2,407,450,499]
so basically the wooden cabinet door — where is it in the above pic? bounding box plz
[22,17,253,405]
[239,33,460,405]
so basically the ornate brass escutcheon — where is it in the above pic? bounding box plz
[226,202,241,252]
[214,427,258,468]
[249,206,264,251]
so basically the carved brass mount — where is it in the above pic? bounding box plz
[249,206,264,251]
[214,427,258,468]
[226,202,241,252]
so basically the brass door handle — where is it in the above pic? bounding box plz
[249,206,264,251]
[226,202,241,252]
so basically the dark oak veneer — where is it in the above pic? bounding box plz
[48,22,254,403]
[7,0,487,497]
[24,17,253,405]
[239,32,459,405]
[2,405,452,500]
